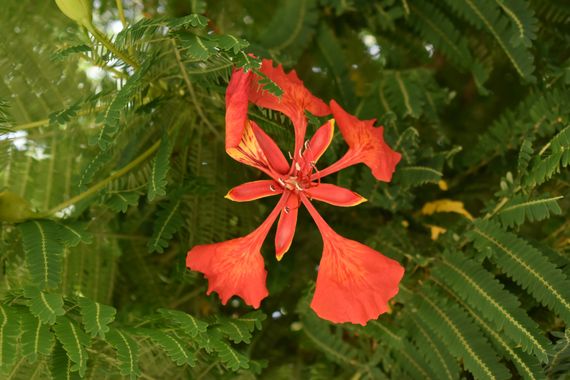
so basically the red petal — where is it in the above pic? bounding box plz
[305,183,366,207]
[186,238,268,307]
[312,234,404,325]
[251,123,290,174]
[226,121,283,179]
[186,194,288,307]
[306,120,334,164]
[249,60,330,157]
[225,180,282,202]
[317,100,401,182]
[301,195,404,325]
[275,193,300,260]
[225,69,252,151]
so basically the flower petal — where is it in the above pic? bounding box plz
[312,234,404,325]
[249,60,330,157]
[186,237,268,307]
[225,180,282,202]
[315,101,401,182]
[186,194,288,307]
[275,193,300,260]
[251,123,290,174]
[305,183,366,207]
[301,195,404,325]
[226,121,282,179]
[306,120,335,164]
[225,68,253,151]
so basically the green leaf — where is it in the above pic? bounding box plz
[449,289,548,380]
[158,309,208,337]
[302,312,361,367]
[434,252,550,361]
[409,286,510,380]
[215,310,266,344]
[107,328,140,379]
[77,297,116,339]
[24,287,65,325]
[443,0,535,80]
[211,339,249,371]
[53,316,90,377]
[404,315,460,380]
[396,165,443,187]
[56,222,93,247]
[105,192,140,213]
[147,134,171,201]
[525,126,570,187]
[177,33,217,61]
[96,59,153,150]
[315,24,355,106]
[497,194,563,227]
[50,342,81,380]
[383,72,425,118]
[517,139,533,176]
[18,220,64,290]
[147,199,183,253]
[469,220,570,323]
[253,70,284,98]
[259,0,319,60]
[214,34,249,54]
[20,311,54,362]
[0,304,20,373]
[141,329,195,366]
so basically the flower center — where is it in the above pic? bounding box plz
[278,149,318,192]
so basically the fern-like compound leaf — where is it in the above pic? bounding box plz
[215,310,266,344]
[147,198,183,253]
[53,316,90,377]
[0,305,19,374]
[434,252,550,361]
[18,220,64,290]
[24,287,65,325]
[20,310,54,362]
[147,133,171,201]
[141,329,196,366]
[158,309,208,337]
[469,219,570,323]
[107,328,140,379]
[497,194,563,228]
[78,297,116,339]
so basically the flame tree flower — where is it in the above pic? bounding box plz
[186,60,404,325]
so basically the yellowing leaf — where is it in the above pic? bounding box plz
[421,199,474,220]
[426,224,447,240]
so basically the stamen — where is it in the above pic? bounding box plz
[284,206,290,214]
[294,183,303,191]
[269,185,276,192]
[278,178,286,186]
[311,162,321,186]
[288,151,293,160]
[298,148,303,158]
[295,162,301,172]
[304,140,310,150]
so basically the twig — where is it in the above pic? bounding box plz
[170,39,221,138]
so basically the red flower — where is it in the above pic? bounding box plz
[186,60,404,324]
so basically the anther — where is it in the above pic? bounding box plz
[278,178,286,186]
[284,206,290,214]
[304,140,310,150]
[288,151,293,160]
[294,183,303,191]
[269,185,276,192]
[295,162,301,172]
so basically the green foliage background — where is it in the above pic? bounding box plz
[0,0,569,378]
